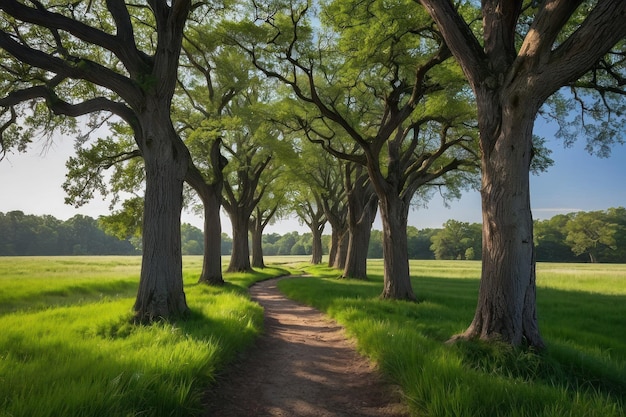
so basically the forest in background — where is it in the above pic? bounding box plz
[2,207,625,263]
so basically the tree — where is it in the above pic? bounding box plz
[407,226,438,260]
[0,0,196,321]
[430,220,481,260]
[292,188,326,265]
[603,207,626,263]
[284,138,348,268]
[343,163,378,279]
[249,191,284,268]
[565,210,618,263]
[227,0,479,300]
[177,22,258,285]
[534,214,579,262]
[181,223,204,255]
[418,0,626,347]
[220,98,287,272]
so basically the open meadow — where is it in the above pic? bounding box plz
[0,256,624,416]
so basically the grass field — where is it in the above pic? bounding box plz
[1,256,624,416]
[279,260,626,417]
[0,256,293,417]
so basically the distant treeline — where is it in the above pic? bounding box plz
[0,211,139,256]
[3,207,625,262]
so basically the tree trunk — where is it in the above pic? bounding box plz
[452,94,544,348]
[199,189,224,284]
[227,211,252,272]
[184,162,224,285]
[328,228,339,268]
[588,252,597,263]
[332,229,349,270]
[343,190,377,279]
[343,221,372,279]
[378,193,415,300]
[310,224,324,264]
[133,110,190,322]
[250,218,265,269]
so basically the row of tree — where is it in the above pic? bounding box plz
[6,207,624,262]
[1,1,624,348]
[247,207,626,263]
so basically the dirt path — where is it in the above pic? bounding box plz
[203,276,409,417]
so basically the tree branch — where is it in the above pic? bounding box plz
[417,0,488,87]
[536,0,626,96]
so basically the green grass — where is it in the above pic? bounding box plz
[2,256,624,416]
[0,256,292,417]
[279,260,626,417]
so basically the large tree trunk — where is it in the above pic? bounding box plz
[452,94,544,348]
[227,211,252,272]
[134,111,190,321]
[378,193,415,301]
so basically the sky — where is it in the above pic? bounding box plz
[0,119,625,236]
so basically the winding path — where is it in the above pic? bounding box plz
[203,276,409,417]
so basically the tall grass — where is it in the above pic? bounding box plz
[0,256,290,417]
[279,260,626,417]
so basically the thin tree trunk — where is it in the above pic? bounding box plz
[199,190,224,284]
[250,218,265,268]
[378,194,415,301]
[310,224,324,264]
[133,112,189,321]
[328,228,339,268]
[185,161,224,285]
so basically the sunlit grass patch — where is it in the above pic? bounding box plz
[0,256,285,417]
[0,256,142,315]
[279,260,626,417]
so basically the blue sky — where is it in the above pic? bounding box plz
[0,120,624,236]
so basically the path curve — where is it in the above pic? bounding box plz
[203,276,409,417]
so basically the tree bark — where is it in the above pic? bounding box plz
[310,223,324,264]
[328,228,339,268]
[451,92,544,347]
[133,108,190,321]
[185,161,225,285]
[323,197,348,269]
[200,189,224,284]
[343,219,373,279]
[378,193,415,300]
[250,216,265,269]
[343,174,378,279]
[332,229,349,270]
[227,210,252,272]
